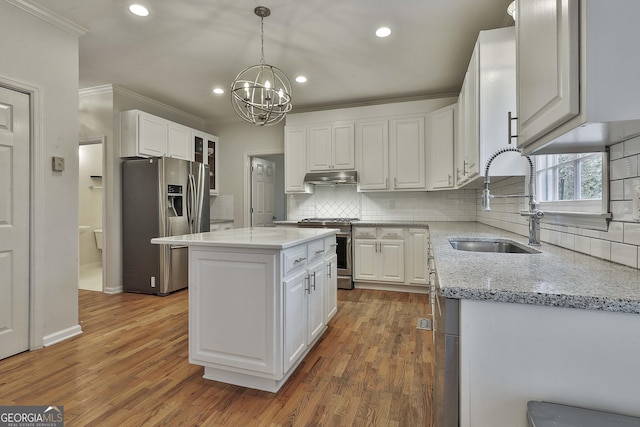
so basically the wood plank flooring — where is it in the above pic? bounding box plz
[0,289,434,426]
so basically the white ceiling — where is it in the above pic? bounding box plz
[31,0,514,124]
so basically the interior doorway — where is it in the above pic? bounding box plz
[247,153,286,226]
[78,136,105,292]
[0,85,30,360]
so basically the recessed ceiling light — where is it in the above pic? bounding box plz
[212,88,225,95]
[129,4,149,17]
[295,76,308,83]
[376,27,391,38]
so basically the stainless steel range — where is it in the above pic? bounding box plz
[297,218,358,289]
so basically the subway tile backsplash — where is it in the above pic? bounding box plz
[478,136,640,270]
[287,185,477,222]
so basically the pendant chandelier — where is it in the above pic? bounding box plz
[230,6,293,126]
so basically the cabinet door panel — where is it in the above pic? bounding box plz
[285,127,311,193]
[391,116,426,189]
[139,113,167,157]
[517,0,579,147]
[332,123,355,170]
[428,104,455,189]
[357,121,389,190]
[307,261,325,343]
[308,126,332,171]
[167,123,191,160]
[380,241,405,283]
[353,240,378,281]
[407,229,429,285]
[283,270,308,372]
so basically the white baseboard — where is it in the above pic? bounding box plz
[43,324,83,347]
[104,285,123,294]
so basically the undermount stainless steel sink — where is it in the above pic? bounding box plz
[448,238,541,254]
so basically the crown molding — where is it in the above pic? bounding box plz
[79,85,114,97]
[7,0,88,37]
[112,85,205,125]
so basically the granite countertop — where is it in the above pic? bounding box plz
[151,227,338,250]
[429,222,640,314]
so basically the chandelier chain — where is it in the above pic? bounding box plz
[260,16,265,64]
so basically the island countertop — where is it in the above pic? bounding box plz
[429,222,640,314]
[151,227,338,250]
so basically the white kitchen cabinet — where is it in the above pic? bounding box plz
[356,120,389,191]
[121,110,167,158]
[307,122,355,171]
[357,115,427,192]
[427,104,456,190]
[390,115,426,190]
[406,228,430,285]
[121,110,216,172]
[516,0,640,154]
[193,131,219,195]
[456,27,528,187]
[284,126,313,194]
[353,227,404,283]
[182,230,336,393]
[283,251,326,373]
[209,221,233,232]
[167,122,193,161]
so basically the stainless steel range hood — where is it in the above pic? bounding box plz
[303,170,358,185]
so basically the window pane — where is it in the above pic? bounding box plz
[557,164,575,200]
[580,155,602,200]
[557,153,577,165]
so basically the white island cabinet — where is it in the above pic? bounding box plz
[151,227,338,393]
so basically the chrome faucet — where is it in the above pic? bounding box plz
[481,147,544,246]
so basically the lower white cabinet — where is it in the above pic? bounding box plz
[406,228,429,285]
[353,227,405,283]
[189,233,336,392]
[353,226,430,291]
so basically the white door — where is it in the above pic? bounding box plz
[251,157,275,227]
[0,86,30,360]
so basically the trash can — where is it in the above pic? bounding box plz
[527,401,640,427]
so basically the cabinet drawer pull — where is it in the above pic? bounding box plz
[311,272,317,291]
[305,276,310,294]
[327,263,332,278]
[508,111,518,144]
[293,257,306,264]
[315,249,325,255]
[330,243,338,248]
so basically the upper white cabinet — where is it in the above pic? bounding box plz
[356,120,389,191]
[516,0,640,154]
[456,27,528,187]
[356,115,427,192]
[427,103,456,190]
[121,109,207,164]
[307,122,355,171]
[121,110,167,158]
[167,122,192,161]
[390,116,426,190]
[284,126,313,194]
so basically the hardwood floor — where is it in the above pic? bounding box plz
[0,289,434,426]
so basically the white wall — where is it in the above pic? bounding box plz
[1,1,83,345]
[206,120,285,228]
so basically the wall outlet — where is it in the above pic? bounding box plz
[51,156,65,172]
[632,184,640,221]
[151,276,156,288]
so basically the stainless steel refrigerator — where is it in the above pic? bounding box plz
[122,157,210,295]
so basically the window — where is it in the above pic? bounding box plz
[534,152,609,229]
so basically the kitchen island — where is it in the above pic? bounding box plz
[428,222,640,427]
[152,227,338,392]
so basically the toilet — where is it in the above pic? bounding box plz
[94,228,103,250]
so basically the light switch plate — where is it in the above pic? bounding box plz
[52,156,65,172]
